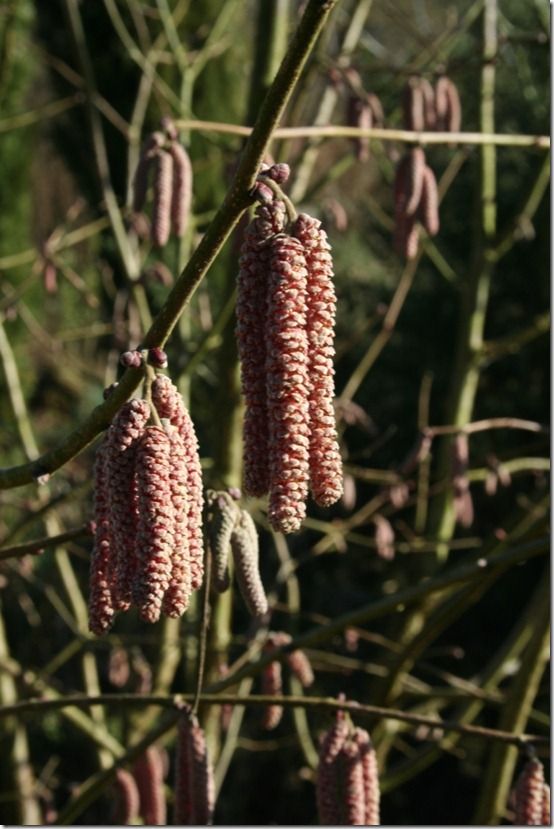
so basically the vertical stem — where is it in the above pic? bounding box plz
[473,572,550,824]
[428,0,497,558]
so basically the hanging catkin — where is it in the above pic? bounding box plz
[106,399,151,611]
[112,768,140,826]
[513,757,547,826]
[206,490,238,593]
[151,149,173,247]
[162,424,192,617]
[88,440,115,635]
[132,426,175,623]
[265,234,311,533]
[133,746,167,826]
[174,712,215,826]
[292,213,343,507]
[151,375,204,589]
[169,141,193,237]
[236,201,287,496]
[230,509,268,617]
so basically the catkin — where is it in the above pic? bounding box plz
[88,440,116,635]
[112,768,140,826]
[132,131,165,212]
[151,149,173,247]
[261,658,284,730]
[230,509,268,617]
[151,375,204,589]
[418,165,440,237]
[236,201,287,496]
[133,746,167,826]
[206,490,238,593]
[174,712,215,825]
[354,727,380,826]
[162,425,193,617]
[132,426,175,623]
[106,399,151,611]
[293,213,343,507]
[514,758,546,826]
[266,235,311,533]
[169,141,193,237]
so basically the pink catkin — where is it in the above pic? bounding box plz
[353,727,380,826]
[261,658,284,730]
[175,713,215,826]
[133,747,167,826]
[112,768,140,825]
[88,440,116,635]
[132,426,175,623]
[287,648,314,688]
[514,758,546,826]
[162,425,192,617]
[169,141,192,237]
[151,149,173,247]
[151,375,205,589]
[418,165,440,237]
[265,235,310,533]
[293,213,343,507]
[341,740,366,826]
[106,399,151,611]
[236,201,287,496]
[316,711,350,826]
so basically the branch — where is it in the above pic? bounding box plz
[173,120,550,149]
[0,0,339,492]
[0,692,547,749]
[0,524,92,562]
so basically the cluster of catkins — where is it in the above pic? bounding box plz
[133,116,192,247]
[111,713,215,826]
[236,165,343,533]
[394,74,461,259]
[316,709,380,826]
[260,631,315,730]
[88,375,204,633]
[511,756,550,826]
[205,489,268,617]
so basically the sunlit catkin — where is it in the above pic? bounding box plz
[132,426,174,623]
[88,440,115,635]
[151,375,204,589]
[293,213,343,507]
[106,399,151,611]
[266,234,310,533]
[236,201,287,496]
[230,509,268,617]
[514,757,546,826]
[162,425,192,617]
